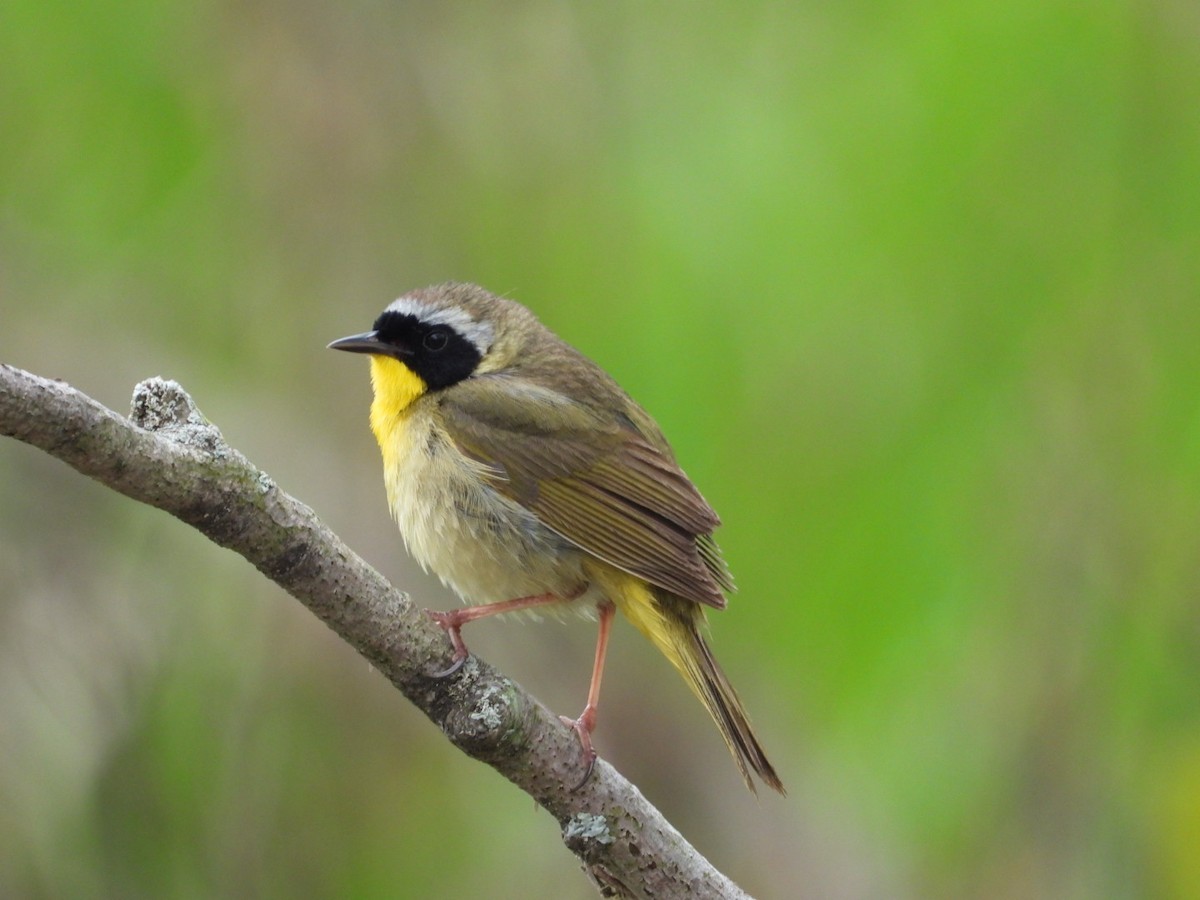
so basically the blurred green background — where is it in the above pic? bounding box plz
[2,1,1197,897]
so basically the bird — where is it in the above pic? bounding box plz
[329,282,784,794]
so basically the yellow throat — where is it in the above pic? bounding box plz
[368,355,427,448]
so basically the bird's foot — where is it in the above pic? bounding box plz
[559,705,599,791]
[425,609,471,677]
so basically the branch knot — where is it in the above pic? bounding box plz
[131,377,224,452]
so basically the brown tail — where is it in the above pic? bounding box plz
[676,613,786,795]
[605,571,785,794]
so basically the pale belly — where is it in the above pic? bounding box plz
[379,412,589,608]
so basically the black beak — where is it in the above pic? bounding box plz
[327,331,385,354]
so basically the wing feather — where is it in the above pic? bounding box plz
[438,374,730,608]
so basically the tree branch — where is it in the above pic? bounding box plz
[0,362,752,900]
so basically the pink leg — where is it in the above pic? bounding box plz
[560,599,616,789]
[426,591,568,677]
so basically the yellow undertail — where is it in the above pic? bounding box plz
[585,560,785,795]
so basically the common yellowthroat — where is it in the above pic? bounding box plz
[330,283,783,794]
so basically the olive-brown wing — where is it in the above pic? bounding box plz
[438,375,731,608]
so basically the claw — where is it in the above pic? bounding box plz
[560,707,599,791]
[425,609,470,677]
[430,654,467,678]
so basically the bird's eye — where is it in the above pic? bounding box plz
[423,329,449,352]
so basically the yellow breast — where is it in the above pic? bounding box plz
[364,353,586,608]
